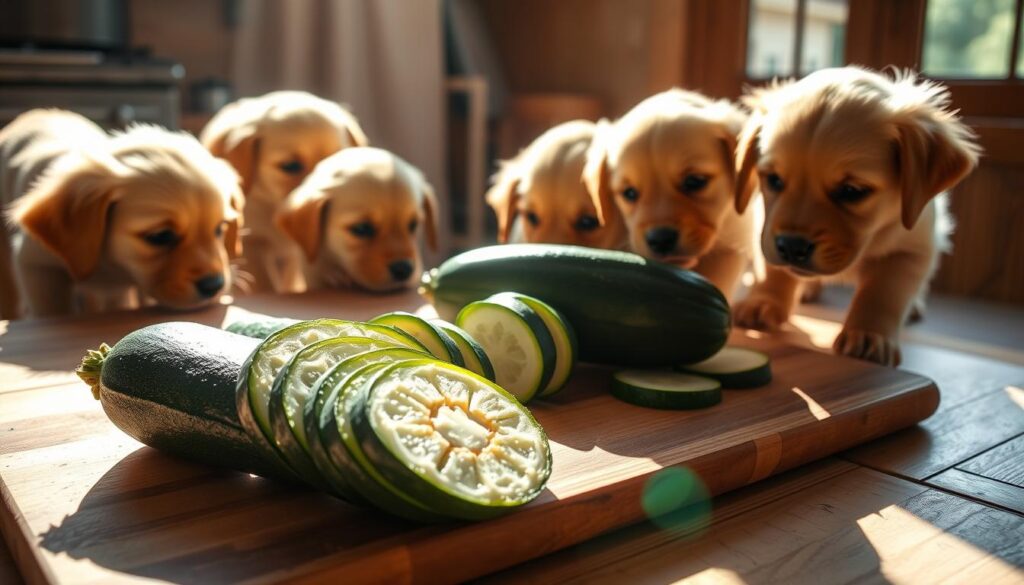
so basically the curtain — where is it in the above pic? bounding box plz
[230,0,449,258]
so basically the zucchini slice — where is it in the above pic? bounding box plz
[370,311,464,366]
[456,297,556,403]
[491,293,577,396]
[237,319,428,466]
[432,320,496,381]
[611,370,722,410]
[675,346,772,389]
[269,336,403,487]
[320,361,446,522]
[350,360,552,520]
[307,348,430,504]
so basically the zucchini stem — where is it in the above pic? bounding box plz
[76,343,111,400]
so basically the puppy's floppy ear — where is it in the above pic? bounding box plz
[341,117,370,148]
[201,114,261,194]
[708,99,747,194]
[274,189,329,262]
[419,180,439,252]
[734,116,762,214]
[582,120,615,226]
[224,187,245,258]
[8,154,124,280]
[893,112,980,229]
[485,164,520,244]
[331,104,370,148]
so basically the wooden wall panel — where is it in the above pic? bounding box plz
[477,0,686,116]
[933,163,1024,304]
[681,0,749,99]
[131,0,233,112]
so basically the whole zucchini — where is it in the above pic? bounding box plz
[420,244,730,366]
[77,322,294,481]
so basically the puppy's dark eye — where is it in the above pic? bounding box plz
[142,228,179,248]
[621,187,639,202]
[766,173,785,192]
[279,160,305,175]
[525,211,540,227]
[830,183,873,205]
[408,218,419,233]
[679,174,709,195]
[574,214,599,232]
[214,221,227,237]
[348,222,376,239]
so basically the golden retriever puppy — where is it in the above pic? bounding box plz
[201,91,368,293]
[733,67,980,366]
[274,147,438,292]
[583,90,756,300]
[487,120,627,249]
[1,109,242,317]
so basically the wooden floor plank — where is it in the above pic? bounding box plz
[842,386,1024,480]
[929,468,1024,515]
[479,467,1024,584]
[957,435,1024,489]
[797,288,1024,365]
[898,346,1024,413]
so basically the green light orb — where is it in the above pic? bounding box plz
[641,466,712,535]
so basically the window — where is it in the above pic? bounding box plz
[747,0,848,79]
[922,0,1021,79]
[1019,10,1024,76]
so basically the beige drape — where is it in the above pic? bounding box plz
[230,0,449,259]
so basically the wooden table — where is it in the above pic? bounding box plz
[1,291,1022,584]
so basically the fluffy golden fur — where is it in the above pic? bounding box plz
[274,147,438,292]
[583,89,757,300]
[487,120,627,249]
[1,109,243,317]
[734,67,981,366]
[201,90,368,293]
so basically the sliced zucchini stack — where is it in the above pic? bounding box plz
[269,336,422,487]
[307,347,431,504]
[237,319,429,476]
[369,311,464,366]
[456,294,558,403]
[675,346,772,389]
[491,293,577,397]
[431,320,496,381]
[325,359,552,521]
[612,370,722,410]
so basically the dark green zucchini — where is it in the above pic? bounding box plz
[77,322,294,481]
[420,244,731,366]
[225,317,299,339]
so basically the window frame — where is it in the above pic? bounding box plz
[745,0,851,82]
[845,0,1024,118]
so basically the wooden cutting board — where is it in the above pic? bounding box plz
[0,290,938,585]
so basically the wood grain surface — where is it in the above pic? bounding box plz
[958,435,1024,488]
[481,462,1024,585]
[0,290,940,584]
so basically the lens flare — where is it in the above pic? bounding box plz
[641,466,712,535]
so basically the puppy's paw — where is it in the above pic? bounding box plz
[800,280,823,304]
[833,327,901,367]
[734,295,791,331]
[907,298,926,324]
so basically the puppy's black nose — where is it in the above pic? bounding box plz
[775,235,816,265]
[644,227,679,256]
[195,274,225,298]
[388,260,414,282]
